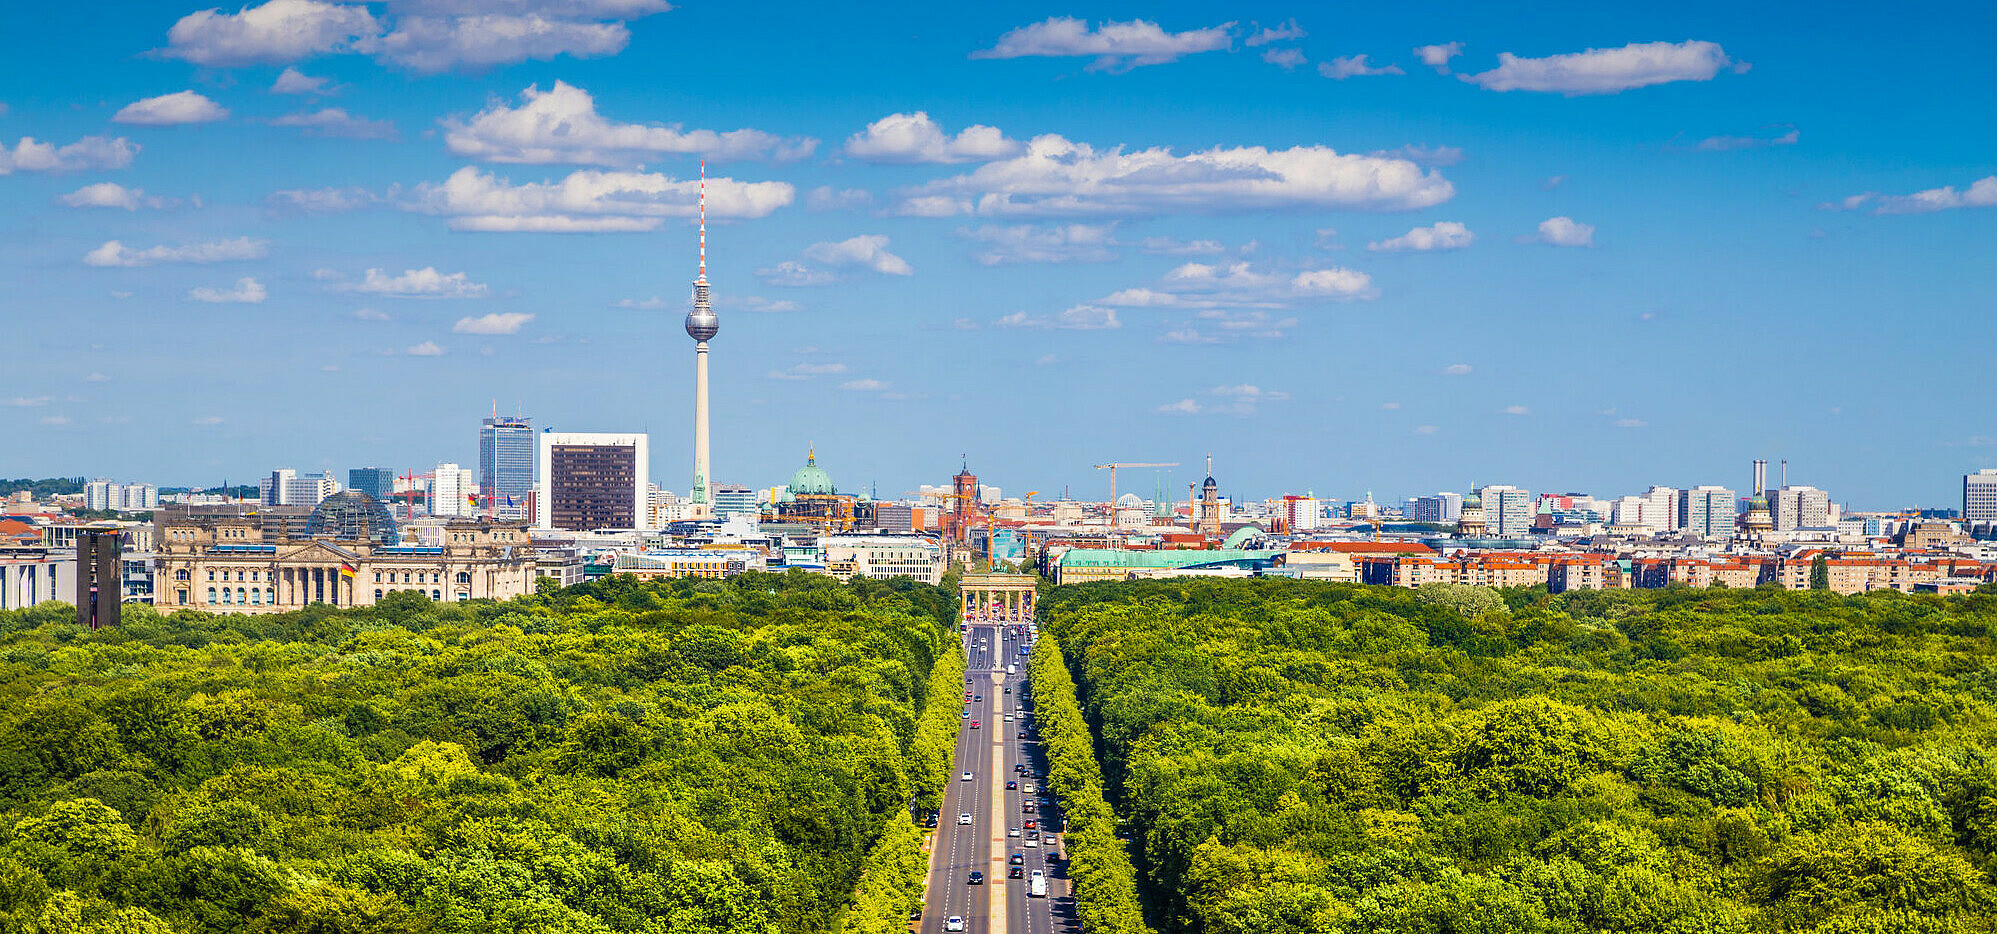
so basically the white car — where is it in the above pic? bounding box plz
[1024,836,1037,848]
[945,916,965,932]
[1007,827,1020,837]
[961,771,973,782]
[1004,715,1014,722]
[1023,782,1036,794]
[958,813,972,825]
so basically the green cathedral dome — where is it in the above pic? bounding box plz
[788,447,835,496]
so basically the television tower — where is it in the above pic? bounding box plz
[685,161,719,508]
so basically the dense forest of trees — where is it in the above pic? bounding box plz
[0,478,85,498]
[1038,580,1997,934]
[0,571,961,934]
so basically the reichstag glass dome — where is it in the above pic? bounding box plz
[305,490,398,544]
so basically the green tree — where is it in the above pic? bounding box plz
[1811,553,1832,590]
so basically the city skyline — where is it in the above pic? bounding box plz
[4,1,1994,505]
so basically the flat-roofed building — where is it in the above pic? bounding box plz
[536,432,649,531]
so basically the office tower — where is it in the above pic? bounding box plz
[480,415,535,519]
[536,432,649,531]
[1771,486,1832,531]
[1679,486,1738,538]
[1478,485,1532,536]
[1283,495,1323,531]
[1406,492,1462,524]
[685,163,719,509]
[348,467,395,504]
[432,463,476,517]
[261,469,336,507]
[76,528,120,629]
[713,484,758,520]
[260,469,296,505]
[85,479,112,511]
[1966,469,1997,522]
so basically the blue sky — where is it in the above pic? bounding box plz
[3,0,1993,508]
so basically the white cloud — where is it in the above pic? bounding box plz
[1380,402,1401,410]
[2,396,53,407]
[957,223,1117,265]
[1464,40,1737,95]
[342,266,487,297]
[1369,221,1474,252]
[271,108,397,139]
[1245,20,1304,46]
[1414,424,1438,434]
[759,235,912,285]
[1102,260,1375,310]
[84,373,111,383]
[40,415,72,426]
[1442,363,1473,375]
[445,82,814,166]
[114,90,230,126]
[405,341,445,356]
[0,136,138,175]
[731,296,801,313]
[1615,418,1649,428]
[58,182,162,210]
[972,16,1234,71]
[1528,216,1595,247]
[840,379,889,391]
[452,311,534,334]
[614,296,668,309]
[1414,41,1463,72]
[1262,48,1306,70]
[893,134,1453,217]
[1370,143,1463,166]
[361,14,632,73]
[1695,128,1798,151]
[807,186,872,211]
[85,237,267,267]
[995,305,1122,331]
[407,165,793,232]
[354,308,390,320]
[1035,353,1059,366]
[271,66,332,94]
[1156,398,1202,415]
[844,112,1019,165]
[1319,55,1403,79]
[266,185,380,213]
[1157,329,1217,345]
[1542,174,1568,190]
[1501,405,1531,415]
[189,277,267,303]
[162,0,381,66]
[1141,236,1226,256]
[767,362,849,380]
[1160,383,1288,416]
[1836,175,1997,215]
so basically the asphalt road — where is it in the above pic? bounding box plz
[917,622,1079,934]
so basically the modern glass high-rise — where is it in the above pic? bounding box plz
[348,467,395,504]
[480,416,535,519]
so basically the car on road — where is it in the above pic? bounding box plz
[958,813,972,825]
[1044,834,1057,845]
[1014,764,1026,773]
[1024,836,1037,848]
[1006,780,1017,790]
[1023,782,1036,793]
[974,694,982,701]
[945,916,965,932]
[1007,827,1020,837]
[1010,852,1024,865]
[1024,819,1037,830]
[968,871,984,885]
[1008,866,1023,879]
[971,720,980,729]
[1023,801,1036,813]
[1029,870,1047,898]
[961,772,973,782]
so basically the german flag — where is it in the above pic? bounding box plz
[339,563,357,579]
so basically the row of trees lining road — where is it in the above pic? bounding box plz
[0,571,960,934]
[1036,578,1997,934]
[1029,632,1155,934]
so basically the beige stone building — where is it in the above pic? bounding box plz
[155,495,535,613]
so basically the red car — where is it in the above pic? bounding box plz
[971,720,980,729]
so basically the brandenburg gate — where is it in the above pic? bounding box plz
[959,572,1038,624]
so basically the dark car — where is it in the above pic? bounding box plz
[968,871,984,885]
[1006,780,1017,790]
[1018,731,1029,739]
[1010,852,1024,865]
[1008,866,1023,879]
[973,695,982,702]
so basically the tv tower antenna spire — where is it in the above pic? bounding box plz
[685,160,719,508]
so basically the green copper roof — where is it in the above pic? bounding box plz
[788,447,835,496]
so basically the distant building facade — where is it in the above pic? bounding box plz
[1966,469,1997,523]
[347,467,396,504]
[260,469,337,507]
[480,416,535,520]
[535,432,649,531]
[1678,486,1738,538]
[1479,485,1532,537]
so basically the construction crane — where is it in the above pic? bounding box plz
[1093,463,1178,516]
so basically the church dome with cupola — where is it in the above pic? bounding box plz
[787,447,836,497]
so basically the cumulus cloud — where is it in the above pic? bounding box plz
[957,223,1117,265]
[1141,236,1226,256]
[452,312,534,334]
[1615,418,1649,428]
[973,16,1234,71]
[0,136,138,175]
[614,296,668,309]
[85,237,267,267]
[2,396,53,407]
[341,266,488,298]
[1414,41,1463,72]
[1443,363,1473,375]
[1156,398,1202,415]
[1695,128,1798,151]
[271,66,332,94]
[114,91,230,125]
[1501,405,1531,415]
[361,14,633,73]
[1464,40,1737,95]
[1831,175,1997,215]
[1101,260,1375,310]
[354,308,390,320]
[405,341,445,356]
[1369,221,1473,252]
[844,112,1019,164]
[1159,383,1289,416]
[807,186,872,211]
[840,379,889,391]
[995,305,1122,331]
[757,235,912,286]
[1262,48,1306,70]
[406,165,793,232]
[189,277,267,303]
[58,182,165,210]
[271,108,397,138]
[1319,55,1403,79]
[265,185,380,214]
[445,82,814,165]
[1527,216,1595,247]
[892,134,1453,217]
[1370,143,1463,166]
[161,0,381,66]
[731,296,801,313]
[767,362,849,380]
[1245,20,1304,46]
